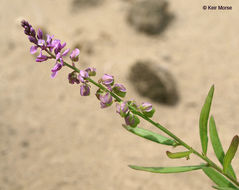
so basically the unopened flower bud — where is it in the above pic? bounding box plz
[68,71,80,84]
[113,83,126,98]
[116,101,129,117]
[85,67,96,76]
[30,27,36,36]
[70,48,80,62]
[28,36,37,44]
[80,84,90,96]
[139,102,155,118]
[125,113,140,128]
[101,74,114,86]
[37,29,43,39]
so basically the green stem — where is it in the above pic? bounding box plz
[45,50,239,187]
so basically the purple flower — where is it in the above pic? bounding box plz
[125,113,140,128]
[101,74,114,86]
[96,89,113,108]
[116,101,129,117]
[50,47,70,78]
[80,84,90,96]
[70,48,80,62]
[51,63,62,78]
[55,48,70,64]
[139,102,155,118]
[78,70,89,83]
[54,41,66,55]
[85,67,96,77]
[68,71,80,84]
[46,34,55,51]
[36,51,48,62]
[30,45,38,54]
[113,83,126,98]
[100,93,112,108]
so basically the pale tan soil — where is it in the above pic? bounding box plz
[0,0,239,190]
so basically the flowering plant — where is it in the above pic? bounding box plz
[21,20,239,190]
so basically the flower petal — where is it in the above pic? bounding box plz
[62,48,70,56]
[30,45,38,54]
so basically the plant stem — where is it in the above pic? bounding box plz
[45,49,239,187]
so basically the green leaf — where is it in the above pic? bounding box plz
[212,186,239,190]
[129,164,206,173]
[123,125,178,146]
[202,167,236,188]
[209,116,236,179]
[199,85,214,155]
[166,150,191,160]
[223,135,239,173]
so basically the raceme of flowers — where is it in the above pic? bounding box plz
[21,20,155,128]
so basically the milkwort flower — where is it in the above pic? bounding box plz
[70,48,80,62]
[139,102,155,118]
[116,101,129,117]
[51,46,70,78]
[95,89,113,108]
[125,113,140,128]
[68,71,80,84]
[80,84,90,96]
[113,83,126,98]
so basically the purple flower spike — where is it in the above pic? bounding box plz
[51,63,62,78]
[125,113,140,128]
[99,92,113,108]
[36,51,48,62]
[139,102,155,118]
[85,67,96,77]
[116,101,129,117]
[78,70,89,83]
[80,84,90,96]
[113,83,126,98]
[101,74,114,86]
[70,48,80,62]
[68,71,80,84]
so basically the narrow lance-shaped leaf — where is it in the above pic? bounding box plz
[202,167,237,188]
[223,135,239,173]
[166,150,192,160]
[209,116,236,179]
[123,125,179,146]
[212,186,239,190]
[129,164,207,173]
[199,85,214,155]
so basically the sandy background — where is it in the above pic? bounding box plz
[1,0,239,189]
